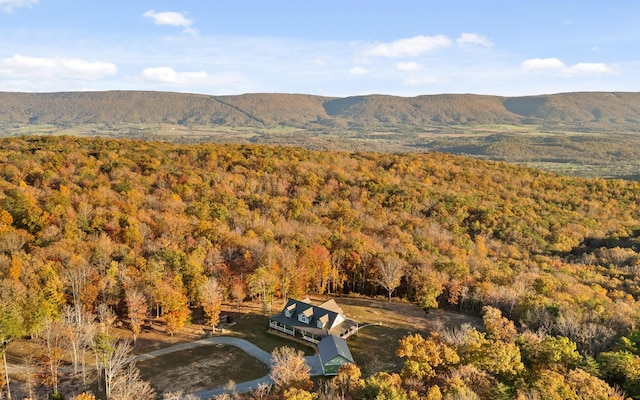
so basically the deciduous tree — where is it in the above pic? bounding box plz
[62,304,96,380]
[199,276,223,331]
[104,339,131,399]
[377,255,407,302]
[360,372,409,400]
[482,305,517,343]
[0,280,25,400]
[283,387,316,400]
[110,361,155,400]
[125,289,148,344]
[330,363,364,400]
[230,277,246,309]
[101,338,155,400]
[248,266,278,314]
[517,331,581,373]
[411,264,443,310]
[38,318,66,396]
[159,277,191,336]
[396,333,460,381]
[271,346,312,391]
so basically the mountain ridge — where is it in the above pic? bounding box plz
[2,90,640,131]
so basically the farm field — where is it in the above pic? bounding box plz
[4,120,640,179]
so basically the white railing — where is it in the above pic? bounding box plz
[270,321,295,336]
[302,335,319,344]
[340,325,359,339]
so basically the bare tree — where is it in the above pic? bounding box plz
[251,383,272,400]
[63,255,92,323]
[199,276,223,332]
[38,318,66,395]
[270,346,312,391]
[96,303,116,337]
[104,340,133,399]
[110,362,155,400]
[22,355,37,400]
[94,337,156,400]
[376,255,407,302]
[77,317,98,388]
[62,305,96,378]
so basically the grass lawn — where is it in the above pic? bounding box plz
[331,296,483,376]
[214,297,479,377]
[219,305,316,356]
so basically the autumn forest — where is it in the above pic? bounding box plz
[2,135,640,399]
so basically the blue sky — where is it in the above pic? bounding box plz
[1,0,639,97]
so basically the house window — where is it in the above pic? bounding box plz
[298,314,308,324]
[317,314,329,329]
[284,304,296,318]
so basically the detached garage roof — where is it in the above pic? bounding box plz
[317,334,354,365]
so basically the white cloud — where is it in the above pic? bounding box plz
[521,57,566,71]
[143,9,197,36]
[364,35,451,57]
[0,0,37,12]
[0,54,117,79]
[139,67,209,85]
[521,57,614,76]
[349,66,369,75]
[565,63,614,76]
[396,62,423,72]
[456,33,493,48]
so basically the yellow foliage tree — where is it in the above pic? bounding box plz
[396,333,460,380]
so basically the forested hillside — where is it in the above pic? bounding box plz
[3,91,640,130]
[2,136,640,398]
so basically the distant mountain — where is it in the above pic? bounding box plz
[3,90,640,179]
[2,90,640,131]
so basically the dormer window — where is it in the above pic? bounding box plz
[284,304,296,318]
[317,314,329,329]
[298,308,314,324]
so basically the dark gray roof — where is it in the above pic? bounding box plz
[318,335,354,364]
[269,298,358,338]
